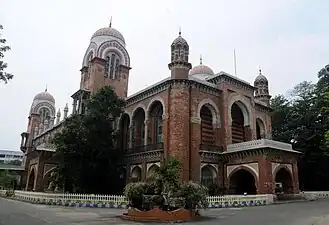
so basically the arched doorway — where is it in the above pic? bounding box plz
[119,113,130,150]
[132,108,146,147]
[131,166,142,182]
[229,169,257,194]
[200,105,214,145]
[275,168,294,194]
[256,118,265,139]
[231,103,245,143]
[148,101,164,144]
[27,169,36,191]
[201,165,216,187]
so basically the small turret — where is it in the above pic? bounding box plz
[254,69,271,106]
[64,103,69,119]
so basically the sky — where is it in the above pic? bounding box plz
[0,0,328,151]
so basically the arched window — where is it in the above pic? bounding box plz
[132,108,146,147]
[231,103,245,143]
[40,108,50,123]
[200,105,214,145]
[201,166,215,187]
[149,102,164,144]
[105,52,121,79]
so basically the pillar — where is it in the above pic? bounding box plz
[144,120,149,146]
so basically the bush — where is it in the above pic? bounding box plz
[123,158,209,212]
[5,190,14,197]
[179,181,208,210]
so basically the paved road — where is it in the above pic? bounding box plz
[1,197,329,225]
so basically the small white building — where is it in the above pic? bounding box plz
[0,150,23,164]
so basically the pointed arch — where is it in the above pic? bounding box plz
[82,42,97,67]
[228,94,252,126]
[256,118,266,139]
[97,40,130,67]
[196,98,220,128]
[147,96,166,118]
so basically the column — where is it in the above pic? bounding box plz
[72,99,77,114]
[129,125,133,148]
[144,120,149,146]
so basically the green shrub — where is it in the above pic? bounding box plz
[124,182,147,208]
[5,190,14,197]
[179,181,208,210]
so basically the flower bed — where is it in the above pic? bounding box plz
[121,207,199,222]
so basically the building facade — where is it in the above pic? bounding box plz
[20,23,300,194]
[0,150,23,164]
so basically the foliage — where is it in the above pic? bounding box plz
[179,181,208,209]
[5,189,14,197]
[124,158,208,211]
[52,86,126,194]
[0,25,13,84]
[270,67,329,191]
[0,170,17,189]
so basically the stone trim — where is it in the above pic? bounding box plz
[226,163,259,181]
[196,98,221,128]
[146,96,166,117]
[126,79,220,106]
[227,93,253,126]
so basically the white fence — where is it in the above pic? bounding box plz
[0,190,273,208]
[301,191,329,200]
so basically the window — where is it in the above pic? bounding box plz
[155,116,163,143]
[105,53,121,79]
[40,108,50,123]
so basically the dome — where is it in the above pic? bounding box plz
[189,57,214,79]
[91,26,125,45]
[254,69,268,84]
[171,31,188,47]
[33,90,55,104]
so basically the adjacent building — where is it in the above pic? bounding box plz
[20,22,301,194]
[0,150,23,164]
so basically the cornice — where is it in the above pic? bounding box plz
[126,79,221,106]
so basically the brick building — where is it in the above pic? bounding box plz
[20,22,300,194]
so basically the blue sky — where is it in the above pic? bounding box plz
[0,0,328,150]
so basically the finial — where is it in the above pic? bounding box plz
[258,67,262,75]
[45,84,47,92]
[179,27,181,36]
[109,16,112,27]
[200,54,203,65]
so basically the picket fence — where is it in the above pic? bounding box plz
[0,190,274,208]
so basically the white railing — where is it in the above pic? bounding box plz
[1,190,273,208]
[227,139,295,152]
[301,191,329,200]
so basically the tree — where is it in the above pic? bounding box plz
[0,170,17,189]
[0,25,13,84]
[271,72,329,191]
[52,86,126,194]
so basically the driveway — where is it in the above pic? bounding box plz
[1,197,329,224]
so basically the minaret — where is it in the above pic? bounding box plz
[168,28,192,79]
[56,109,61,124]
[167,29,192,181]
[63,103,68,119]
[254,69,271,106]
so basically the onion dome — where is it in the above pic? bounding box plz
[189,56,214,79]
[254,69,268,85]
[33,88,55,104]
[91,18,125,46]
